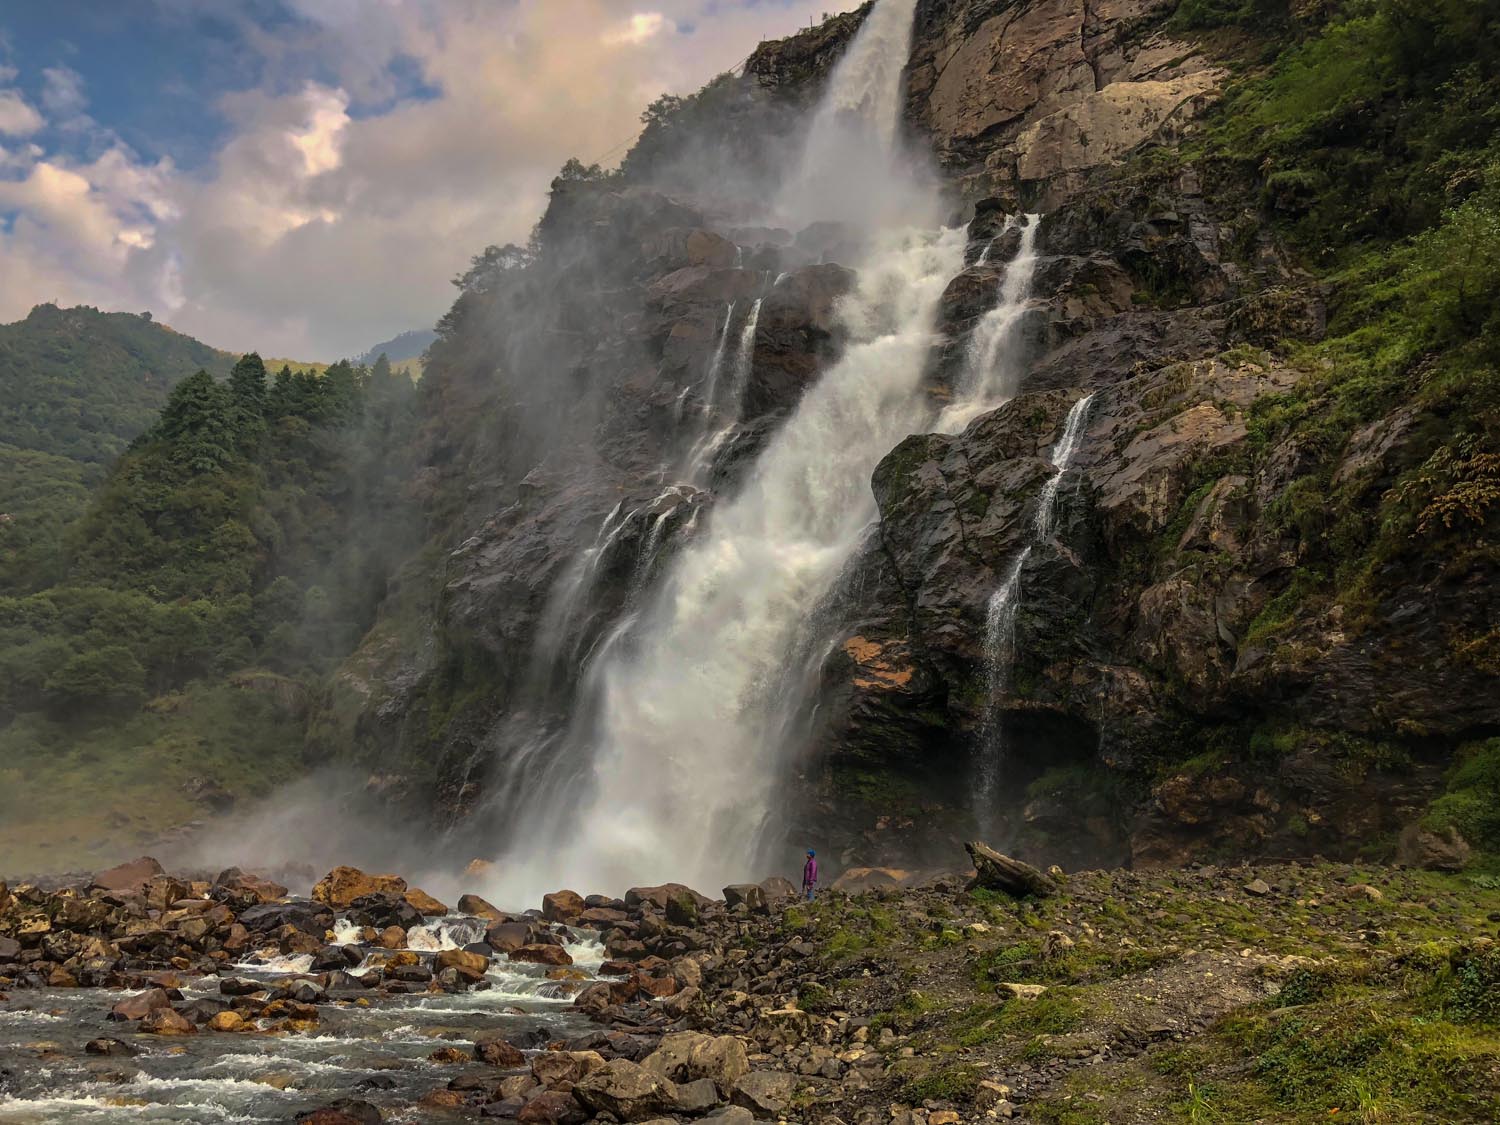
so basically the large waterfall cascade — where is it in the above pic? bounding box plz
[491,0,1064,902]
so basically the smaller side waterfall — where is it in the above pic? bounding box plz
[976,545,1031,836]
[1035,392,1097,539]
[727,297,763,412]
[975,392,1097,832]
[938,215,1042,433]
[699,302,736,413]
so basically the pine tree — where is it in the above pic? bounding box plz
[227,353,269,443]
[156,371,235,474]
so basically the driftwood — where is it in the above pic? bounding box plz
[965,840,1057,898]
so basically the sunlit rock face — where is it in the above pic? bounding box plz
[908,0,1225,207]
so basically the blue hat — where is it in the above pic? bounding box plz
[807,849,815,856]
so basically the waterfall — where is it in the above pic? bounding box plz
[976,545,1030,838]
[494,0,955,901]
[778,0,930,229]
[1034,392,1097,540]
[937,215,1042,433]
[726,297,763,413]
[698,302,736,413]
[973,392,1097,831]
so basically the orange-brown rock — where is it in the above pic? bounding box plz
[457,893,506,921]
[310,866,407,910]
[540,890,585,923]
[403,887,449,916]
[510,944,573,967]
[91,856,165,896]
[140,1007,196,1035]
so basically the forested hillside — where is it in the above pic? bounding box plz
[0,351,420,871]
[0,305,236,592]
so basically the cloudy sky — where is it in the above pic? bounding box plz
[0,0,857,359]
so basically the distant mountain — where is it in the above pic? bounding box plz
[356,329,435,367]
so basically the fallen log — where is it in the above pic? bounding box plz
[965,841,1057,898]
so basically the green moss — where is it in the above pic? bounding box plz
[1425,738,1500,853]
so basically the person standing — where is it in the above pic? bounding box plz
[802,849,818,901]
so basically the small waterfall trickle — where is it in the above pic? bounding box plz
[974,392,1097,831]
[976,545,1030,837]
[726,297,763,413]
[698,302,736,414]
[1035,392,1097,540]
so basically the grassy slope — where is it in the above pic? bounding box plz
[778,864,1500,1123]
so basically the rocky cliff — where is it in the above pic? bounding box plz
[317,0,1499,878]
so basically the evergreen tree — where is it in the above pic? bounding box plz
[155,371,236,475]
[227,353,269,442]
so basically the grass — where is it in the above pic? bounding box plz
[0,680,304,874]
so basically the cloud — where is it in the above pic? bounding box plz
[605,12,675,46]
[0,89,43,136]
[0,0,864,359]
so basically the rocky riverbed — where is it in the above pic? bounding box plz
[3,854,1499,1123]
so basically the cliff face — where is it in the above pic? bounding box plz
[320,0,1499,875]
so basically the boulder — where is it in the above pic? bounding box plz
[531,1049,606,1090]
[487,921,538,952]
[91,856,164,896]
[965,841,1057,898]
[0,937,22,962]
[731,1071,797,1117]
[665,890,700,927]
[294,1100,383,1125]
[829,867,910,893]
[435,948,490,982]
[458,894,507,921]
[1398,823,1472,872]
[212,867,288,904]
[474,1030,526,1067]
[84,1037,137,1056]
[347,893,423,931]
[239,900,334,935]
[377,925,407,950]
[573,1058,679,1121]
[109,987,172,1021]
[511,944,573,966]
[542,890,586,923]
[140,1007,196,1035]
[674,1077,722,1113]
[311,866,407,910]
[703,1109,755,1125]
[758,876,797,901]
[517,1089,586,1125]
[207,1010,248,1032]
[723,885,768,913]
[643,1031,749,1095]
[403,887,449,916]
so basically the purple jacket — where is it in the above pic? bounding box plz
[803,857,818,887]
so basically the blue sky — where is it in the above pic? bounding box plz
[0,0,855,359]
